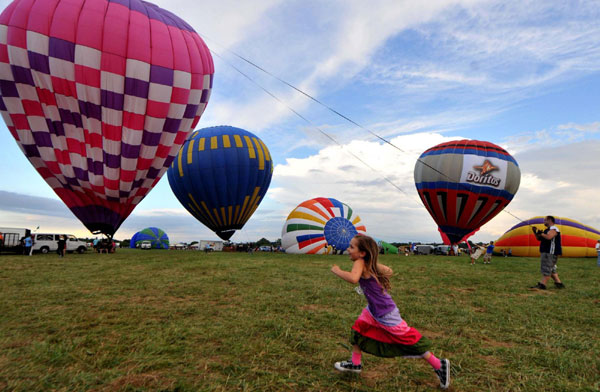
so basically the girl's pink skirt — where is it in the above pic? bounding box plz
[351,308,431,358]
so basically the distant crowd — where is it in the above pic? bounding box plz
[92,238,117,254]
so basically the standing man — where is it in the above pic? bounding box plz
[530,216,565,290]
[452,244,459,256]
[57,235,67,257]
[595,239,600,267]
[483,241,494,264]
[24,234,32,256]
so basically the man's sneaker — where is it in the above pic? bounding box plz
[529,282,547,290]
[334,359,362,373]
[554,282,565,289]
[434,358,450,389]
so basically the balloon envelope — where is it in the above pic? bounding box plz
[167,126,273,240]
[129,231,140,249]
[495,217,600,257]
[414,140,521,244]
[376,239,398,255]
[0,0,214,236]
[135,227,169,249]
[282,197,367,254]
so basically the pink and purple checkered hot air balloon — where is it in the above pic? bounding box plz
[0,0,214,237]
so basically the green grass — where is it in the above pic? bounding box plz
[1,250,599,391]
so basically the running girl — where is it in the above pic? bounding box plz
[331,234,450,389]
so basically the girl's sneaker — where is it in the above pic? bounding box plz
[334,359,362,373]
[434,358,450,389]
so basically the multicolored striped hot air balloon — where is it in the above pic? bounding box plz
[133,227,169,249]
[0,0,214,237]
[414,140,521,244]
[495,217,600,257]
[167,126,273,240]
[281,197,367,254]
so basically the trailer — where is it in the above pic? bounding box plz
[0,227,31,254]
[198,240,224,252]
[415,244,435,255]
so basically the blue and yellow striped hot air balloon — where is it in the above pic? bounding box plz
[167,126,273,240]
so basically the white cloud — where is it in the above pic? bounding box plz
[193,0,493,133]
[157,0,284,49]
[270,132,460,242]
[503,121,600,155]
[270,133,600,242]
[557,121,600,133]
[518,173,570,195]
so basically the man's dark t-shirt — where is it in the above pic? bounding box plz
[539,226,562,256]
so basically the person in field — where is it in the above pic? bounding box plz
[483,241,494,264]
[470,244,485,265]
[23,234,32,256]
[57,235,67,257]
[530,216,565,290]
[330,234,450,389]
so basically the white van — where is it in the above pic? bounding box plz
[32,233,88,254]
[140,240,152,249]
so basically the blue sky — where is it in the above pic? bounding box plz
[1,0,599,243]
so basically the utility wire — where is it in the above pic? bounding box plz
[210,49,414,199]
[204,37,526,224]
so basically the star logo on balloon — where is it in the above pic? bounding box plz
[473,160,499,175]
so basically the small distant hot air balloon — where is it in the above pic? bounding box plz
[414,140,521,244]
[0,0,214,237]
[167,126,273,240]
[133,227,169,249]
[281,197,367,254]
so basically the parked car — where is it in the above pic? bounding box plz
[32,233,88,254]
[140,241,152,249]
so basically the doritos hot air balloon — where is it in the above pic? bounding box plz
[414,140,521,244]
[167,126,273,240]
[0,0,214,237]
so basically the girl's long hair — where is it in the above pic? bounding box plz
[353,234,391,291]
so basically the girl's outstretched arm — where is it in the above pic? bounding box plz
[331,258,364,284]
[377,263,393,275]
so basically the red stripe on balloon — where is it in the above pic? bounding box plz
[298,236,324,249]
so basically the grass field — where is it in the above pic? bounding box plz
[1,249,599,391]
